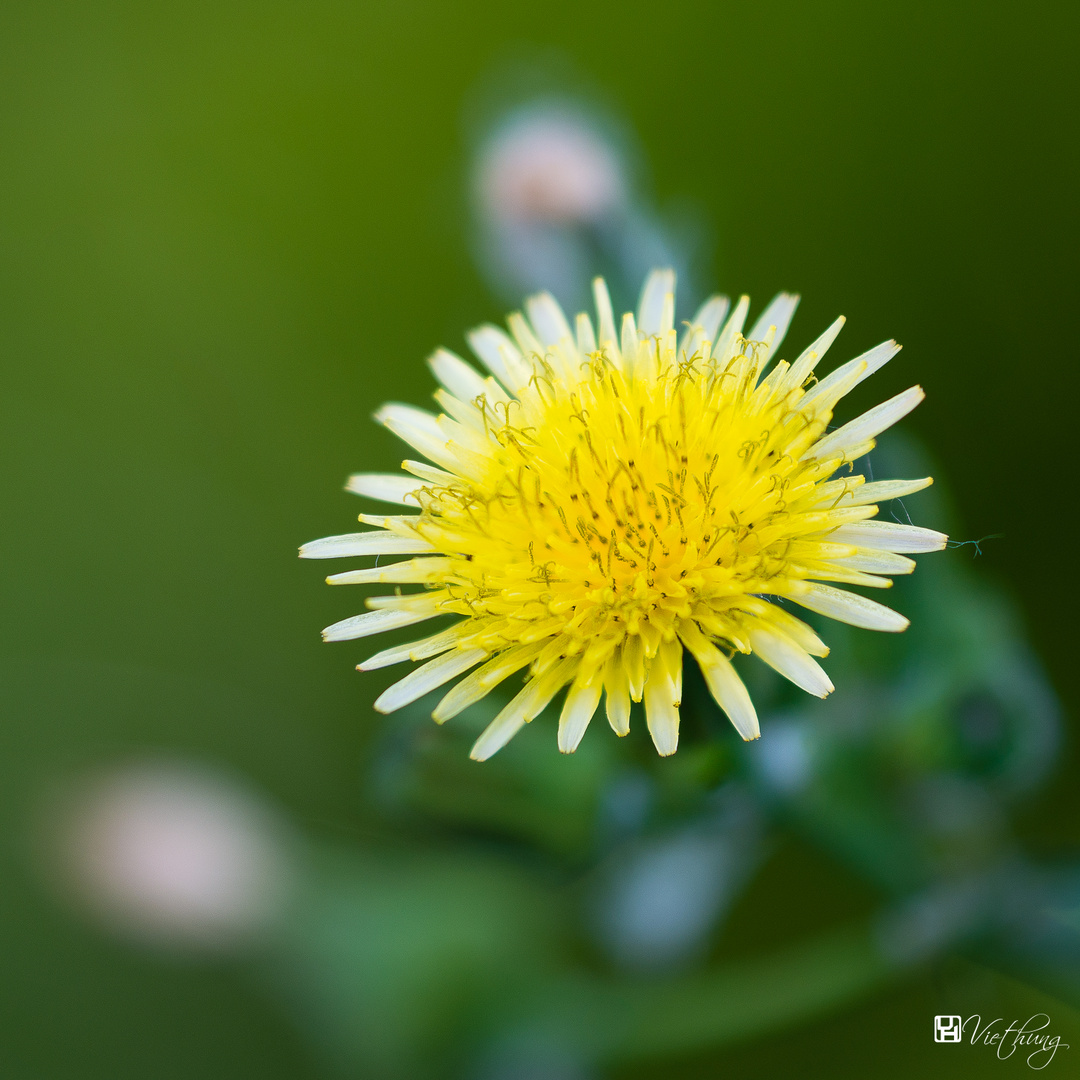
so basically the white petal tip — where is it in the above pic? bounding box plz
[907,529,948,552]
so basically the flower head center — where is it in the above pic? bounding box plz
[414,337,807,655]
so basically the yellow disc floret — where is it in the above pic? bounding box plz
[301,271,946,760]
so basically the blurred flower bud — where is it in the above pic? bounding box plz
[468,98,701,315]
[477,112,627,226]
[43,759,295,952]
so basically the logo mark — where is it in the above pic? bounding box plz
[936,1016,963,1043]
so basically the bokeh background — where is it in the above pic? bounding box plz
[2,2,1079,1077]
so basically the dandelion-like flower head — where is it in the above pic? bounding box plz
[301,271,946,760]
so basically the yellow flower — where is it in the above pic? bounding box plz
[301,271,946,760]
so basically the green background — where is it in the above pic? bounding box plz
[1,1,1077,1076]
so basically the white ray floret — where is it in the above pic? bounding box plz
[784,315,847,390]
[357,626,464,671]
[345,473,423,505]
[557,676,604,754]
[828,520,949,553]
[821,476,933,507]
[638,268,676,336]
[747,626,834,698]
[374,648,488,713]
[787,583,910,632]
[592,277,619,355]
[809,385,925,461]
[713,295,750,361]
[321,606,442,643]
[299,532,435,559]
[748,291,800,352]
[428,347,498,405]
[679,294,730,359]
[801,339,901,410]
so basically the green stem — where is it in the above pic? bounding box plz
[534,921,896,1062]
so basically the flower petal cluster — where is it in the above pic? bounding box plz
[301,271,946,760]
